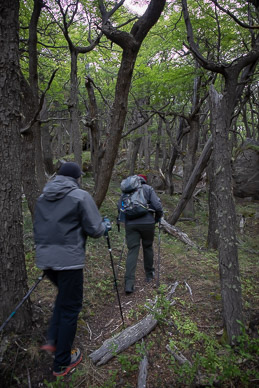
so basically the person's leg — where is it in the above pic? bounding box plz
[43,269,59,348]
[140,224,155,280]
[53,269,83,373]
[124,224,141,291]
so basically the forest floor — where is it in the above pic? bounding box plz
[1,174,259,388]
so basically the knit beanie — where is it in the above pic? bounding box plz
[58,162,82,179]
[138,174,147,182]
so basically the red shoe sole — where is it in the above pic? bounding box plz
[53,354,83,377]
[40,344,56,353]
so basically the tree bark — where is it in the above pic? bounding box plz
[165,118,185,195]
[182,115,199,217]
[20,0,44,215]
[169,136,213,225]
[90,314,158,366]
[182,74,201,217]
[93,0,166,207]
[68,49,82,167]
[129,137,142,175]
[137,355,148,388]
[209,84,243,343]
[89,282,179,366]
[0,0,32,332]
[161,219,197,248]
[181,0,259,341]
[29,0,45,191]
[85,76,102,182]
[207,148,219,249]
[154,116,163,171]
[40,100,55,176]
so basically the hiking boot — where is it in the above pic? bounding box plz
[125,283,134,294]
[40,342,56,354]
[53,348,82,377]
[146,271,155,283]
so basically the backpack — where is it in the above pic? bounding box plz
[119,175,149,220]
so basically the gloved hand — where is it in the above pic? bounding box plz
[103,217,112,235]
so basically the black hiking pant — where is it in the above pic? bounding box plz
[124,223,155,288]
[44,269,83,372]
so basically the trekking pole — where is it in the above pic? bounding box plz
[115,237,126,280]
[0,273,45,333]
[105,233,125,328]
[156,221,162,289]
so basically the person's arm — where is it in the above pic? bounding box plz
[79,191,106,238]
[148,187,163,221]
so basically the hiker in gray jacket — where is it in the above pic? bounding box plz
[118,174,163,294]
[34,162,111,377]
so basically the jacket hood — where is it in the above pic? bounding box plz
[42,175,79,201]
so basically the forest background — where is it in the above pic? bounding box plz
[0,0,259,387]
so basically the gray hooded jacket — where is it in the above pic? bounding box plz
[34,175,105,270]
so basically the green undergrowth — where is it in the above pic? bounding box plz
[8,175,258,387]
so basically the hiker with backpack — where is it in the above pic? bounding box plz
[118,174,163,294]
[33,162,111,377]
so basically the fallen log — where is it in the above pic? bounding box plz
[160,218,197,248]
[89,314,157,365]
[137,355,148,388]
[89,282,179,366]
[166,344,192,367]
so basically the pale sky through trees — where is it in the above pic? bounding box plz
[125,0,148,15]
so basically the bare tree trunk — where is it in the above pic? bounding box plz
[20,0,44,214]
[129,137,142,175]
[85,76,103,182]
[34,121,46,191]
[40,100,55,175]
[143,123,151,169]
[169,136,213,225]
[154,116,163,170]
[165,118,186,195]
[161,125,168,172]
[68,49,82,167]
[182,0,259,342]
[182,74,201,217]
[0,0,32,332]
[209,84,243,343]
[207,151,219,249]
[93,0,166,206]
[182,116,199,217]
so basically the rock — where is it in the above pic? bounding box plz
[232,139,259,199]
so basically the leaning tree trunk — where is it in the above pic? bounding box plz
[0,0,32,332]
[169,136,213,225]
[210,84,243,343]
